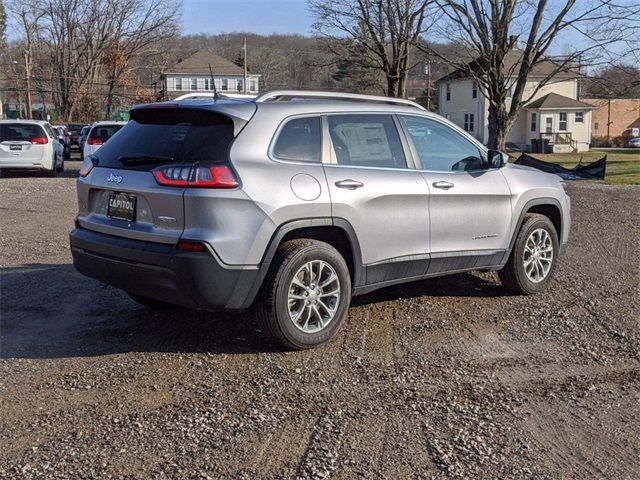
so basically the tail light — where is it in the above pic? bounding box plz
[79,156,95,177]
[31,137,48,144]
[153,165,238,188]
[87,137,103,145]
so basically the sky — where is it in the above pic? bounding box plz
[181,0,315,36]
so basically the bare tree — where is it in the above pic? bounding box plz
[420,0,640,150]
[309,0,433,97]
[102,0,180,117]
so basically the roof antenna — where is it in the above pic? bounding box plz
[208,64,220,100]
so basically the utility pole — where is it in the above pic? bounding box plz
[243,37,248,94]
[24,50,32,120]
[425,61,431,111]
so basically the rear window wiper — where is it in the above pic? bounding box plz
[117,155,174,165]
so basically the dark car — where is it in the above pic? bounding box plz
[67,123,86,147]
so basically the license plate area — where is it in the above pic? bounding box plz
[107,193,136,221]
[9,145,22,151]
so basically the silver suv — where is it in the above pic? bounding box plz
[70,91,570,349]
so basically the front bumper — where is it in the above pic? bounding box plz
[69,228,261,310]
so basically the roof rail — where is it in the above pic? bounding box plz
[173,92,258,101]
[254,90,426,110]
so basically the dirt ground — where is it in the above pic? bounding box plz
[1,157,639,479]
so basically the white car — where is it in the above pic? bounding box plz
[628,137,640,148]
[83,121,126,158]
[0,120,64,176]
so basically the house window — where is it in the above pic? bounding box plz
[472,81,477,99]
[221,79,228,91]
[250,79,257,91]
[175,78,183,91]
[545,117,553,133]
[236,79,243,92]
[559,112,568,131]
[464,113,475,132]
[446,83,451,101]
[505,79,515,98]
[190,78,197,91]
[531,113,537,132]
[594,122,599,131]
[575,111,584,123]
[204,78,212,90]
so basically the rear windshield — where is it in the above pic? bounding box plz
[93,109,235,170]
[89,124,123,142]
[68,124,85,133]
[0,124,46,142]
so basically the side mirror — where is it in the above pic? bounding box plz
[487,150,508,168]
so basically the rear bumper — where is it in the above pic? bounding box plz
[69,228,261,310]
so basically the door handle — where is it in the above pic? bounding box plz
[335,179,364,190]
[432,181,454,189]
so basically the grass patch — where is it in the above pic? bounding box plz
[519,148,640,185]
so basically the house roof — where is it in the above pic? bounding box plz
[524,92,592,110]
[163,50,244,76]
[437,49,579,83]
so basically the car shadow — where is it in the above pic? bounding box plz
[1,263,508,360]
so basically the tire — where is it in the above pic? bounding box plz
[127,292,176,309]
[499,213,559,295]
[256,239,352,350]
[45,156,58,177]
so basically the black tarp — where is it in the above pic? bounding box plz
[514,153,607,180]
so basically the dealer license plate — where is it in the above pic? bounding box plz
[107,193,136,221]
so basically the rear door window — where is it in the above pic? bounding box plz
[0,124,46,142]
[93,109,235,170]
[272,116,321,162]
[327,114,407,169]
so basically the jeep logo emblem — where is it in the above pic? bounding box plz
[107,173,123,184]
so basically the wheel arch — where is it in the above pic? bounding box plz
[501,198,563,266]
[239,218,364,309]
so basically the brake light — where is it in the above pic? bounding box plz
[176,240,207,252]
[31,137,48,144]
[87,137,103,145]
[79,157,94,177]
[152,165,238,188]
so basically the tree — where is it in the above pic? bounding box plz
[583,64,640,99]
[102,0,180,117]
[0,1,6,47]
[420,0,640,150]
[331,22,384,93]
[309,0,433,97]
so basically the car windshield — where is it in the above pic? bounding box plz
[68,124,84,133]
[0,124,46,142]
[89,125,124,142]
[93,109,235,170]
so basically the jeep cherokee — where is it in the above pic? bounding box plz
[70,91,571,349]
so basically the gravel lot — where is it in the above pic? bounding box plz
[1,157,639,479]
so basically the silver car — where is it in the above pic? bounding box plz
[70,91,571,349]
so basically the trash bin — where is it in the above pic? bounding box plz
[541,138,551,153]
[531,139,540,153]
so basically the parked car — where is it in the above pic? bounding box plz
[78,125,91,160]
[0,119,64,176]
[67,123,86,148]
[82,121,126,158]
[52,125,72,159]
[70,91,571,350]
[628,137,640,148]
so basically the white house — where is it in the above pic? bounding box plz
[437,50,593,153]
[160,50,261,99]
